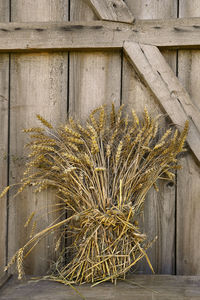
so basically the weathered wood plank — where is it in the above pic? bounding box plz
[0,274,12,288]
[123,0,177,275]
[124,41,200,163]
[69,51,122,119]
[8,0,68,275]
[176,0,200,275]
[69,1,121,119]
[1,275,200,299]
[11,0,68,21]
[0,54,9,278]
[0,0,9,280]
[125,0,177,19]
[66,0,99,259]
[67,0,121,262]
[0,21,127,51]
[87,0,134,23]
[1,17,200,51]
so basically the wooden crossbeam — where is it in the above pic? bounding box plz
[1,18,200,52]
[87,0,134,23]
[124,41,200,163]
[133,17,200,49]
[0,21,129,51]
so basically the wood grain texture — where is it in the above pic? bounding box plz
[1,275,200,299]
[87,0,134,23]
[0,0,9,279]
[0,273,12,289]
[8,0,68,275]
[69,0,121,260]
[0,54,9,277]
[177,0,200,275]
[122,0,177,275]
[124,42,200,163]
[69,0,121,119]
[11,0,68,21]
[2,18,200,51]
[66,0,121,263]
[68,0,121,258]
[125,0,177,20]
[122,53,176,274]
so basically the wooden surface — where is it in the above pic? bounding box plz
[8,0,68,275]
[1,18,200,52]
[0,274,11,289]
[121,55,175,273]
[124,42,200,163]
[176,1,200,275]
[1,275,200,299]
[125,0,177,19]
[88,0,134,23]
[69,2,121,119]
[0,0,200,278]
[0,0,9,279]
[122,0,177,275]
[67,0,122,261]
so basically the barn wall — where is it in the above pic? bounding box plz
[177,0,200,275]
[123,0,177,275]
[0,0,9,278]
[8,0,69,276]
[0,0,199,276]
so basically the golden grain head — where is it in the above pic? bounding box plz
[17,248,24,280]
[0,186,10,198]
[24,212,35,228]
[132,109,139,126]
[36,114,53,129]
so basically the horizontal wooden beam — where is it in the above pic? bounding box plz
[0,21,128,51]
[1,18,200,52]
[124,41,200,163]
[87,0,134,23]
[134,17,200,49]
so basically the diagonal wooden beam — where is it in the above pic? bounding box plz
[123,41,200,163]
[87,0,134,23]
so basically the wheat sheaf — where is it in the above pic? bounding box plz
[1,104,188,285]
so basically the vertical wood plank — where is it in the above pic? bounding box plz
[8,0,68,275]
[11,0,69,21]
[0,0,9,278]
[124,0,177,19]
[69,0,121,118]
[122,0,177,274]
[68,0,121,261]
[177,0,200,275]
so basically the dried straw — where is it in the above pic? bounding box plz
[2,104,188,285]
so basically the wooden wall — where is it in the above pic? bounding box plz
[0,0,9,279]
[0,0,200,277]
[177,0,200,275]
[123,0,177,275]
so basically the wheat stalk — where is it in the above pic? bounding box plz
[1,104,188,285]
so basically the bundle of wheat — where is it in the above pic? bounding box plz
[1,104,188,285]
